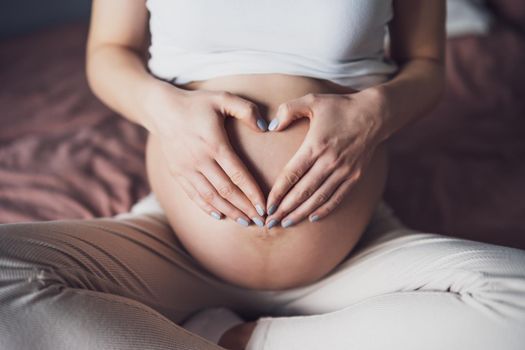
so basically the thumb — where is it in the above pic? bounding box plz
[219,92,267,132]
[269,94,315,132]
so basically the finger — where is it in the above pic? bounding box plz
[267,155,336,221]
[189,172,252,227]
[217,91,268,132]
[266,139,318,216]
[278,169,353,227]
[268,93,316,132]
[306,169,362,223]
[176,175,223,221]
[200,161,265,227]
[215,144,267,217]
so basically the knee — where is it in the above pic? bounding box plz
[0,222,32,259]
[0,224,65,302]
[0,222,48,260]
[399,235,525,317]
[0,222,74,285]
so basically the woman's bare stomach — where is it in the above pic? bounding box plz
[146,73,387,290]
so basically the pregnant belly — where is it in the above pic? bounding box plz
[146,74,388,290]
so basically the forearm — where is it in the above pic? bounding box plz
[86,44,182,132]
[365,58,445,143]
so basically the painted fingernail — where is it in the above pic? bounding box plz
[255,204,266,217]
[309,215,319,222]
[267,219,279,229]
[257,118,268,132]
[252,217,265,228]
[210,211,222,220]
[237,218,250,227]
[268,204,277,215]
[268,119,279,131]
[282,219,294,228]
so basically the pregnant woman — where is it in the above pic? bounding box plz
[1,0,525,349]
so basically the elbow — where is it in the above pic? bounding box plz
[411,56,447,105]
[85,44,110,104]
[426,56,446,97]
[396,56,447,105]
[84,39,114,100]
[85,46,101,98]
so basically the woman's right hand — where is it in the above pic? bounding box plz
[145,82,268,227]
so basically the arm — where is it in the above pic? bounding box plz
[372,0,446,142]
[264,0,446,226]
[86,0,166,132]
[86,0,268,225]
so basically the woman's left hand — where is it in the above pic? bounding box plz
[265,88,386,228]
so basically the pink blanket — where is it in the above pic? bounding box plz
[1,12,524,249]
[0,25,149,221]
[385,19,525,249]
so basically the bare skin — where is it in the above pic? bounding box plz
[146,73,388,290]
[85,0,445,347]
[218,321,257,350]
[86,1,445,241]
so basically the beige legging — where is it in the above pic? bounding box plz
[0,202,524,350]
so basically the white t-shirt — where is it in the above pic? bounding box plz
[146,0,398,90]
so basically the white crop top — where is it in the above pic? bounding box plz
[146,0,398,90]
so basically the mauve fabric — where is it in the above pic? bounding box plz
[0,0,524,248]
[1,204,524,350]
[0,25,149,221]
[488,0,525,32]
[384,19,525,249]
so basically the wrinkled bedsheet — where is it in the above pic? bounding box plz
[0,25,149,221]
[1,9,524,248]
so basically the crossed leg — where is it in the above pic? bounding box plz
[2,205,524,350]
[243,206,525,350]
[0,214,250,350]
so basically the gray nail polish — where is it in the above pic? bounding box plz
[236,218,249,227]
[310,215,319,222]
[267,219,279,229]
[252,217,264,228]
[257,118,268,132]
[268,119,279,131]
[210,211,222,220]
[282,219,294,228]
[255,204,265,217]
[268,204,277,216]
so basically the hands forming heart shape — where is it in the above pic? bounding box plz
[262,89,385,229]
[153,85,386,229]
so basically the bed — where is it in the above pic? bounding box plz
[1,0,524,249]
